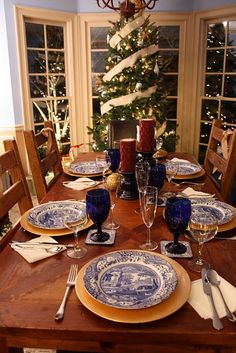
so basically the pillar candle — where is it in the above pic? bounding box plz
[120,138,136,173]
[139,119,156,152]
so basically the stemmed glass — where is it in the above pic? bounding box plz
[156,137,163,151]
[135,161,150,213]
[86,188,111,242]
[106,148,120,173]
[188,213,218,272]
[63,203,88,259]
[165,162,178,184]
[96,153,111,177]
[103,174,121,230]
[139,186,158,251]
[149,162,166,205]
[165,196,191,254]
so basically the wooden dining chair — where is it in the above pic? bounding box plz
[24,120,63,203]
[0,139,33,248]
[203,119,236,203]
[108,119,138,148]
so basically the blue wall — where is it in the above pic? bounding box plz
[1,0,236,128]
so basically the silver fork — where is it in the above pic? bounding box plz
[54,264,78,320]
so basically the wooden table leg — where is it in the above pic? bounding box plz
[0,337,9,353]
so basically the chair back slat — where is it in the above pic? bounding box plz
[24,121,63,202]
[204,119,236,203]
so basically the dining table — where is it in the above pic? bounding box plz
[0,151,236,353]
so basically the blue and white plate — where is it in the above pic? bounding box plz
[69,161,102,175]
[191,199,235,225]
[165,162,202,176]
[27,201,86,229]
[83,250,178,309]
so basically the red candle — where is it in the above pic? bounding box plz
[120,138,136,173]
[139,119,156,152]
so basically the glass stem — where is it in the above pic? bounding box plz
[97,223,102,237]
[146,227,151,245]
[173,232,180,246]
[197,242,204,263]
[74,232,80,251]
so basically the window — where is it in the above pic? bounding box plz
[198,19,236,163]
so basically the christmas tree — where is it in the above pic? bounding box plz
[88,8,178,151]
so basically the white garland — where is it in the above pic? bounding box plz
[109,15,146,48]
[101,85,157,115]
[103,44,159,82]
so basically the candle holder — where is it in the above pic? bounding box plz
[139,151,156,168]
[118,172,139,200]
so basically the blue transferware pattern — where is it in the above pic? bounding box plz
[69,161,102,175]
[27,201,86,229]
[165,162,201,175]
[191,199,235,225]
[83,250,178,309]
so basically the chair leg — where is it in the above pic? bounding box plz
[9,348,24,353]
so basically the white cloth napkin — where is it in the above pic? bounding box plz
[171,157,191,163]
[11,236,65,263]
[188,277,236,319]
[180,187,214,198]
[63,177,100,191]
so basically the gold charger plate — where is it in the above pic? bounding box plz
[20,209,93,237]
[218,206,236,232]
[173,168,205,180]
[75,251,191,323]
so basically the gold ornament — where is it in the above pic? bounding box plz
[119,75,125,82]
[106,173,120,190]
[105,65,110,72]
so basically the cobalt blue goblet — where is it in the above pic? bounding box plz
[165,196,191,254]
[107,148,120,172]
[149,162,166,205]
[86,188,111,242]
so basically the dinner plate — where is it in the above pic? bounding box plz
[27,201,86,230]
[166,161,202,176]
[83,250,178,309]
[69,161,103,175]
[191,199,235,225]
[75,251,191,323]
[173,168,205,180]
[20,209,93,236]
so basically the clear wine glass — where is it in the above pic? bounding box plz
[96,153,111,177]
[139,186,158,251]
[165,196,191,254]
[63,203,88,259]
[103,174,121,230]
[135,161,150,213]
[165,162,178,184]
[188,213,218,272]
[86,188,111,242]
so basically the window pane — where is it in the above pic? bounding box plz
[93,98,100,115]
[48,51,65,73]
[201,99,219,121]
[27,50,46,73]
[204,75,222,96]
[158,26,179,48]
[221,101,236,124]
[227,21,236,46]
[198,145,207,164]
[163,75,178,96]
[206,49,224,72]
[160,51,179,73]
[25,23,44,48]
[226,49,236,72]
[30,76,47,97]
[91,27,109,49]
[165,98,177,119]
[91,52,106,73]
[200,121,212,144]
[207,23,225,48]
[224,75,236,97]
[49,75,66,97]
[33,101,48,123]
[46,25,64,49]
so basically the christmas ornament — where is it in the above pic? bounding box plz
[135,82,142,91]
[106,173,120,190]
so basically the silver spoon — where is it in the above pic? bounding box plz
[207,269,236,322]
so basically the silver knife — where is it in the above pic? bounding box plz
[11,241,74,248]
[201,268,223,330]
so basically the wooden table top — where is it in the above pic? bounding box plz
[0,152,236,353]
